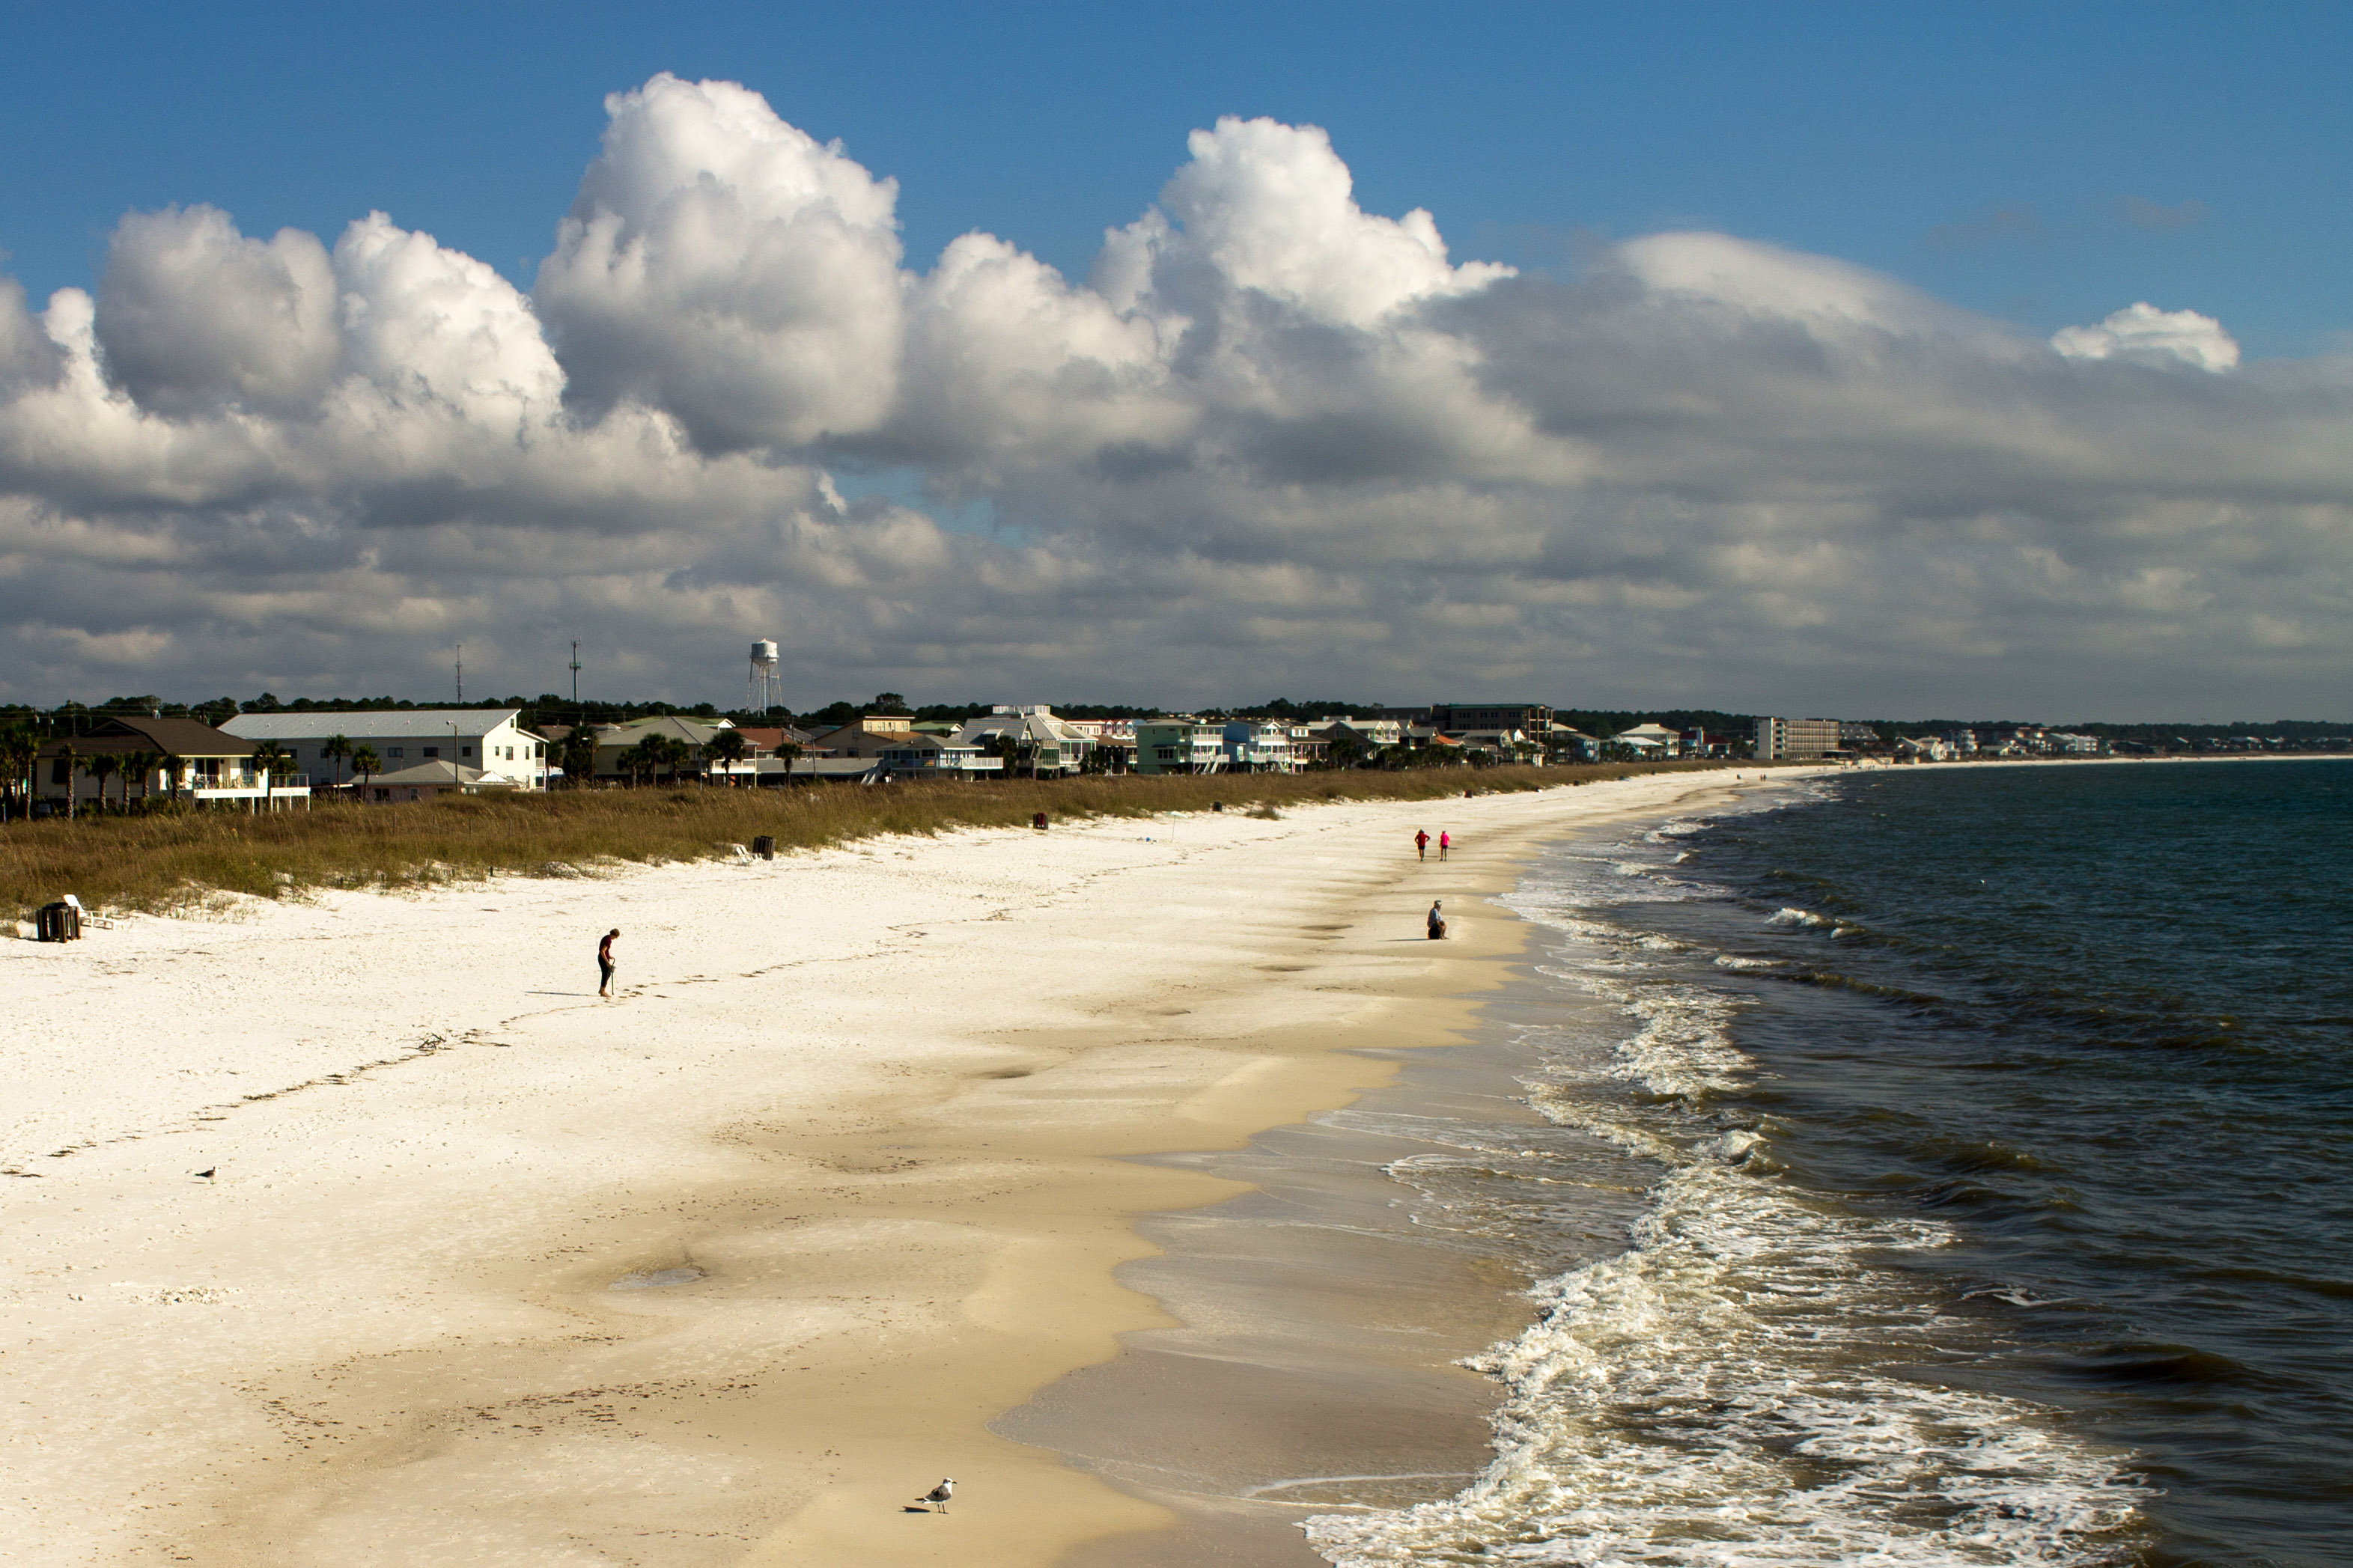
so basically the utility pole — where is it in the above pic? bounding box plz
[455,644,463,704]
[570,640,582,704]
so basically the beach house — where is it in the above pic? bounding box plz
[948,707,1097,776]
[802,714,916,760]
[33,715,299,811]
[586,715,737,781]
[1133,719,1228,774]
[1611,722,1683,757]
[1220,720,1303,772]
[874,733,1005,780]
[222,709,548,790]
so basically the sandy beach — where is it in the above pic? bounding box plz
[1,769,1791,1567]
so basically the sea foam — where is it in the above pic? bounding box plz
[1307,818,2141,1567]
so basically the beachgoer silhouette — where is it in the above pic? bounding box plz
[1439,831,1451,861]
[1428,900,1446,939]
[1415,829,1429,861]
[598,928,619,997]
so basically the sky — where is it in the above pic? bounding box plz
[0,1,2347,719]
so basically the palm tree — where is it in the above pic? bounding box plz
[559,730,598,787]
[707,727,747,784]
[321,733,353,791]
[249,741,290,792]
[351,745,381,793]
[121,748,160,811]
[85,752,119,814]
[57,739,77,819]
[0,725,36,820]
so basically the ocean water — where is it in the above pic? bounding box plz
[1309,760,2352,1568]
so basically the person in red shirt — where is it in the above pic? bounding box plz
[598,928,619,998]
[1415,829,1430,861]
[1440,831,1452,861]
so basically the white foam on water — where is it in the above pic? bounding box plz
[1770,906,1834,928]
[1312,817,2143,1567]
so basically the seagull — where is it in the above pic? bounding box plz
[193,1168,216,1180]
[915,1477,955,1513]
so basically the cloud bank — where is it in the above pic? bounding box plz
[1,73,2346,718]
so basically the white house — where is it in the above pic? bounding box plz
[948,707,1098,776]
[222,709,549,789]
[1612,722,1683,757]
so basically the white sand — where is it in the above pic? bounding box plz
[0,769,1800,1566]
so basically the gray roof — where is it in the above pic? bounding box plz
[222,709,523,740]
[364,759,517,787]
[594,716,731,745]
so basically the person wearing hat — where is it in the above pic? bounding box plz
[598,928,620,997]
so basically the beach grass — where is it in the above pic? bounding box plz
[1,761,1745,919]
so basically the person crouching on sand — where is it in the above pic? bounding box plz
[1416,829,1430,861]
[598,928,619,997]
[1428,901,1447,939]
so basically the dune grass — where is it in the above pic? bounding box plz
[0,761,1750,920]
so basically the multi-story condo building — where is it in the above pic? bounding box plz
[1755,716,1845,760]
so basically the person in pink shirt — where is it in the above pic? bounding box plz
[1440,832,1451,861]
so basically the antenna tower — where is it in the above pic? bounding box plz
[570,640,582,704]
[455,644,463,703]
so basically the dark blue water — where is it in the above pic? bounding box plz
[1309,761,2349,1568]
[1669,760,2353,1567]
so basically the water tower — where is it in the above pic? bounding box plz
[748,639,782,711]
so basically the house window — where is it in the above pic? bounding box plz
[387,747,404,759]
[460,745,473,757]
[423,747,439,758]
[52,757,70,784]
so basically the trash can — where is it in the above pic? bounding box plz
[1211,801,1223,812]
[36,901,80,942]
[752,835,776,860]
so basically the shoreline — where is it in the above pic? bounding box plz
[0,769,1811,1566]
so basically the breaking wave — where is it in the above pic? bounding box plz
[1306,799,2142,1567]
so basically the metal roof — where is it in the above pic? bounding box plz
[364,758,518,787]
[222,709,523,740]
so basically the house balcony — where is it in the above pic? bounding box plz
[189,774,311,808]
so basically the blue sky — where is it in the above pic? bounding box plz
[2,3,2348,716]
[4,1,2346,357]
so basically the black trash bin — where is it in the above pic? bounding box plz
[36,901,81,942]
[752,835,776,860]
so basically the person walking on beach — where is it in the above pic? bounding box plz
[597,928,619,998]
[1439,831,1451,861]
[1415,829,1430,861]
[1428,900,1447,939]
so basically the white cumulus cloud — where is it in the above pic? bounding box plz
[2051,301,2241,372]
[0,76,2345,722]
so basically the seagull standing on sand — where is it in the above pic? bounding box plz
[916,1477,955,1513]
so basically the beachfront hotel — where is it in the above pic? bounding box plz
[1755,716,1845,760]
